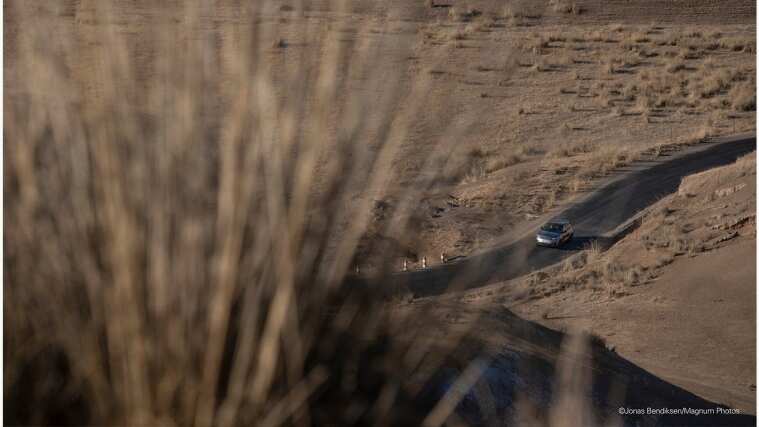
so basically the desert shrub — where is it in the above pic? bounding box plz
[627,32,650,44]
[686,30,703,38]
[585,240,604,265]
[603,60,617,75]
[619,53,641,68]
[587,30,613,42]
[700,70,734,97]
[666,60,686,73]
[730,83,757,111]
[486,154,522,172]
[549,0,582,14]
[449,28,468,40]
[547,140,595,158]
[719,37,754,52]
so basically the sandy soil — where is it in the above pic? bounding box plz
[4,1,755,424]
[442,153,756,414]
[5,1,756,268]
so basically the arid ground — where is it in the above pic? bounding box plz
[4,0,756,425]
[5,1,756,266]
[417,151,756,417]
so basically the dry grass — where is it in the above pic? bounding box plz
[700,70,734,97]
[4,2,496,425]
[719,36,754,52]
[666,60,687,73]
[5,1,756,424]
[730,83,757,111]
[549,0,583,15]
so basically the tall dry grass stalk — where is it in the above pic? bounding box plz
[3,1,609,426]
[4,1,489,425]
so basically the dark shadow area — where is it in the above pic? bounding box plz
[416,308,756,426]
[547,235,604,251]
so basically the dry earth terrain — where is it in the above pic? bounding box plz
[4,1,756,425]
[5,1,756,270]
[421,153,756,415]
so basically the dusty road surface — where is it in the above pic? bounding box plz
[347,134,755,296]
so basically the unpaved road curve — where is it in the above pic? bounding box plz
[347,134,756,297]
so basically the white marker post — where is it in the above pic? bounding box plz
[422,256,427,269]
[440,252,446,264]
[402,259,408,272]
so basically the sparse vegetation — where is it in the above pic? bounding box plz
[666,60,687,73]
[6,1,757,423]
[731,83,757,111]
[549,0,583,15]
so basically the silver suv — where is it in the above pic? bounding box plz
[536,218,574,247]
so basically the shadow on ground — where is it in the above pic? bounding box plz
[416,307,755,426]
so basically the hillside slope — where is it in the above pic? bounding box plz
[449,152,756,413]
[5,1,756,267]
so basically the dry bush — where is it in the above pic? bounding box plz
[718,37,742,51]
[549,0,582,14]
[569,175,589,192]
[603,59,617,75]
[547,33,567,43]
[609,24,625,33]
[587,30,606,42]
[618,53,641,68]
[686,30,703,39]
[666,60,687,73]
[658,34,680,46]
[585,240,604,265]
[678,47,701,60]
[449,6,482,21]
[547,140,595,158]
[625,31,650,44]
[486,153,524,173]
[730,83,757,111]
[700,70,734,97]
[692,123,714,140]
[701,56,717,71]
[4,2,501,425]
[530,188,561,213]
[580,145,635,177]
[449,28,469,41]
[532,59,551,72]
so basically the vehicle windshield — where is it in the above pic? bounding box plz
[541,223,564,233]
